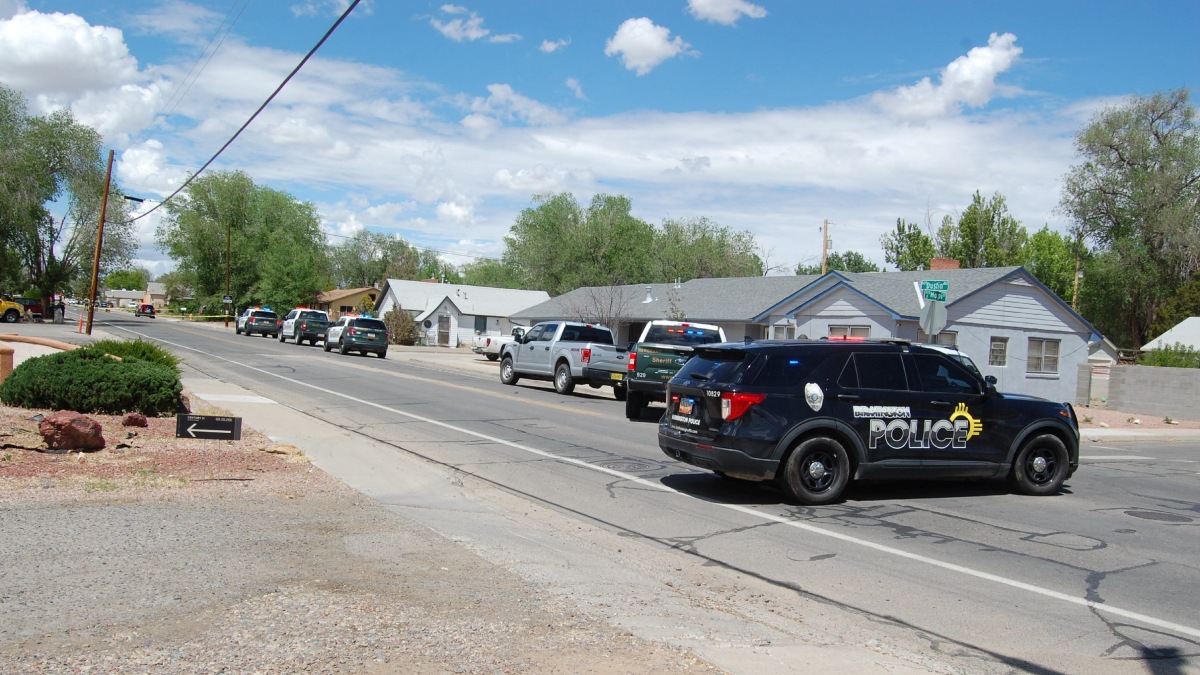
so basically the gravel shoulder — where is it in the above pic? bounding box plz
[0,403,716,673]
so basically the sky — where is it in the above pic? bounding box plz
[1,0,1197,279]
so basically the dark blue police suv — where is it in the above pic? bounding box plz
[658,339,1080,505]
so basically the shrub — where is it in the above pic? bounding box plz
[0,348,182,415]
[384,308,420,346]
[1139,342,1200,368]
[89,338,182,373]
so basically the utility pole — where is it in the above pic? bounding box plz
[85,150,115,336]
[820,219,830,275]
[224,223,232,328]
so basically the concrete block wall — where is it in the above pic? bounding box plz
[1092,364,1200,421]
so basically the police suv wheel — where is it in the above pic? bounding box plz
[777,436,850,505]
[1010,434,1069,496]
[323,339,331,352]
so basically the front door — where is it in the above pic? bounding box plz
[437,315,451,346]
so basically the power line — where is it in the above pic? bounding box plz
[158,0,251,118]
[132,0,362,222]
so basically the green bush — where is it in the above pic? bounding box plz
[384,308,420,346]
[1139,342,1200,368]
[89,338,182,373]
[0,348,182,415]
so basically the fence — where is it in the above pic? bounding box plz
[1077,363,1200,421]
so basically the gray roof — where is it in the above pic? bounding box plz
[380,279,550,317]
[1141,317,1200,351]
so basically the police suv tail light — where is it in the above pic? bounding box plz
[627,352,637,372]
[582,348,592,364]
[721,392,766,421]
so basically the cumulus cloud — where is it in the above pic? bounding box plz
[872,32,1023,119]
[290,0,372,18]
[540,38,569,53]
[566,77,585,100]
[460,83,567,134]
[0,9,138,93]
[605,18,697,76]
[686,0,767,25]
[0,0,26,20]
[492,164,572,192]
[431,5,520,43]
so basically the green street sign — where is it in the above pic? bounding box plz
[923,289,947,303]
[920,280,949,292]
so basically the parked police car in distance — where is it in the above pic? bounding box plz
[324,314,389,358]
[658,339,1080,505]
[235,307,281,337]
[279,307,331,345]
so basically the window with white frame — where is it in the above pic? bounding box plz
[989,336,1008,366]
[917,330,957,346]
[1027,338,1059,374]
[828,325,870,338]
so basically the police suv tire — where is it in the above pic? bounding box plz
[500,357,519,385]
[1009,434,1069,496]
[339,339,348,355]
[235,324,241,334]
[554,362,575,395]
[278,330,287,343]
[377,350,387,359]
[613,382,627,401]
[624,391,644,420]
[323,339,332,352]
[3,309,19,323]
[777,436,850,505]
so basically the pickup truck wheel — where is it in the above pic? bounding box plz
[613,382,627,401]
[553,362,575,394]
[485,353,499,361]
[2,309,19,323]
[625,391,644,419]
[500,357,519,385]
[235,324,242,334]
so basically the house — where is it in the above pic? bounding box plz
[375,279,550,347]
[510,266,1104,403]
[315,287,379,320]
[104,288,143,308]
[1139,317,1200,352]
[141,282,167,308]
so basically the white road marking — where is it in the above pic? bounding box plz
[135,328,1200,642]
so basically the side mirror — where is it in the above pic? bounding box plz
[985,375,997,385]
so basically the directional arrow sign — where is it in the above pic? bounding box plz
[175,414,242,440]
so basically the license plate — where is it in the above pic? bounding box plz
[609,372,624,381]
[678,398,694,415]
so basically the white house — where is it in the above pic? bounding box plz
[1140,317,1200,352]
[511,266,1105,403]
[375,279,550,347]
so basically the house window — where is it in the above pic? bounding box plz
[828,325,870,339]
[474,315,487,333]
[989,337,1008,366]
[1027,338,1060,374]
[917,330,957,346]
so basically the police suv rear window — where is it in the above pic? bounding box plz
[352,318,387,330]
[252,311,278,319]
[749,354,819,387]
[675,349,751,383]
[839,353,909,391]
[643,325,722,346]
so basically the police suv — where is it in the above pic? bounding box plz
[658,339,1080,505]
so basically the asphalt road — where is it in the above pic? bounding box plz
[48,313,1200,673]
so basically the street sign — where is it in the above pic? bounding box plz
[222,295,233,304]
[923,289,947,303]
[175,414,242,440]
[920,280,949,292]
[918,300,947,336]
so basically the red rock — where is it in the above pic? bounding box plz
[38,411,106,451]
[122,412,149,427]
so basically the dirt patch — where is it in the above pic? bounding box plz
[1073,405,1200,430]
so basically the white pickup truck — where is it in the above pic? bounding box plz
[498,320,628,399]
[471,326,526,361]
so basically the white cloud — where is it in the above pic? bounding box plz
[566,77,585,100]
[431,5,519,44]
[0,9,139,93]
[605,18,697,76]
[540,38,569,53]
[872,32,1024,119]
[290,0,370,18]
[0,0,26,20]
[687,0,767,25]
[492,164,572,192]
[460,83,567,134]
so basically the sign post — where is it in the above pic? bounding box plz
[918,280,949,336]
[175,414,242,440]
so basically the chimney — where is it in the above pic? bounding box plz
[929,258,961,271]
[642,286,654,304]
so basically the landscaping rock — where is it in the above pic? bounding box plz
[122,412,149,427]
[38,411,106,451]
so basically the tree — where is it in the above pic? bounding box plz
[104,268,152,292]
[935,191,1028,268]
[795,250,880,275]
[157,171,328,311]
[0,84,136,303]
[1060,88,1200,347]
[460,258,523,288]
[329,230,420,288]
[1024,226,1076,301]
[880,218,936,271]
[383,307,420,345]
[654,216,763,281]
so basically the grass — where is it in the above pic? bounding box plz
[84,479,119,492]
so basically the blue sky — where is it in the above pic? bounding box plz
[2,0,1197,277]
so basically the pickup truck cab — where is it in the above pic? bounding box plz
[625,320,726,419]
[1,296,24,323]
[472,326,526,361]
[499,321,628,400]
[280,308,331,345]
